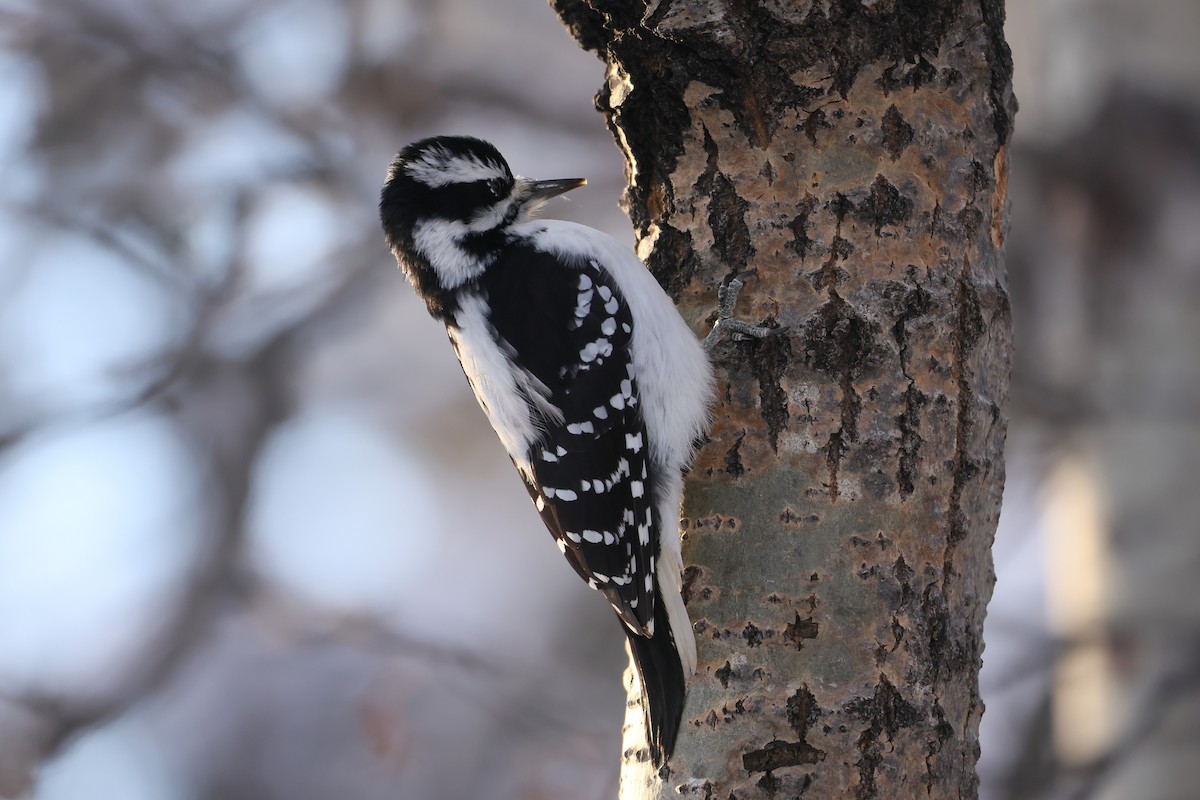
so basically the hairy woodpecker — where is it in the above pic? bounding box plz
[380,136,714,765]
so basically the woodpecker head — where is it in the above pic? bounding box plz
[380,136,585,313]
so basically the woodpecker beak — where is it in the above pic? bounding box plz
[527,177,587,202]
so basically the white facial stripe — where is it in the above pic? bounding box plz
[469,199,517,232]
[412,217,490,287]
[407,146,507,187]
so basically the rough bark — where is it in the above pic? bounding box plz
[551,1,1014,797]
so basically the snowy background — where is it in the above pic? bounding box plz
[0,1,1196,798]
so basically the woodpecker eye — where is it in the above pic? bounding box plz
[486,178,506,198]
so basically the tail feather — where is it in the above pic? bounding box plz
[625,597,686,767]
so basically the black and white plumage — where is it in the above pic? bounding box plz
[380,136,713,765]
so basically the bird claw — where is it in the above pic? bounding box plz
[704,270,783,350]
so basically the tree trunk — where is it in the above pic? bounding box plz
[551,1,1015,797]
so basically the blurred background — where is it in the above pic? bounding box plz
[0,1,1195,798]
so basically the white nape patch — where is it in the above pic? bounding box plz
[625,432,644,453]
[412,218,489,288]
[407,146,506,187]
[468,199,519,233]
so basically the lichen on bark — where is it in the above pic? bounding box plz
[550,1,1015,797]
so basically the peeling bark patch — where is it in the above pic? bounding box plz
[880,105,914,161]
[808,235,853,292]
[786,193,820,261]
[745,688,827,774]
[804,293,878,497]
[747,330,791,452]
[724,431,747,478]
[780,507,820,527]
[885,274,932,497]
[920,582,955,683]
[803,107,832,146]
[765,0,965,99]
[715,660,734,688]
[890,280,933,377]
[859,174,914,236]
[786,684,821,740]
[978,0,1017,145]
[743,739,825,773]
[845,674,921,799]
[893,556,914,609]
[697,127,754,271]
[991,144,1009,247]
[808,193,853,290]
[803,294,874,394]
[681,564,703,605]
[646,224,699,299]
[924,697,956,791]
[878,56,938,95]
[783,612,819,650]
[896,384,926,497]
[957,206,983,239]
[949,261,984,546]
[825,429,845,500]
[755,771,779,797]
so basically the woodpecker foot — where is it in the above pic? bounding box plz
[704,270,780,351]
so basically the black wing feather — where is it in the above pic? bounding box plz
[479,242,656,635]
